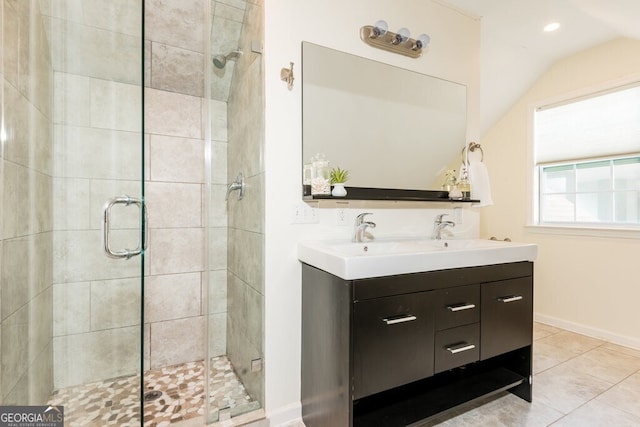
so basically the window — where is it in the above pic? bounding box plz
[534,83,640,227]
[539,157,640,224]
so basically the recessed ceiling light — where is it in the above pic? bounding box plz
[544,22,560,32]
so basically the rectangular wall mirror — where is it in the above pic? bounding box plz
[302,42,467,196]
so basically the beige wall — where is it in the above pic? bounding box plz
[480,37,640,348]
[1,0,54,404]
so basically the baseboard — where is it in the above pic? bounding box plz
[266,402,302,427]
[535,313,640,350]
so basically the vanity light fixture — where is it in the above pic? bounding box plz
[360,20,430,58]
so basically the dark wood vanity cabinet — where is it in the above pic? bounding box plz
[433,284,481,374]
[353,292,434,399]
[301,262,534,427]
[481,277,533,360]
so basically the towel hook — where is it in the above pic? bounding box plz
[280,62,294,90]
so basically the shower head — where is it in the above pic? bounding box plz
[212,54,227,69]
[212,50,243,69]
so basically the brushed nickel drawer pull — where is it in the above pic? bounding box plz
[498,295,523,303]
[446,343,476,354]
[382,315,417,325]
[447,303,476,312]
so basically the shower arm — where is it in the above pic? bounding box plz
[212,50,243,69]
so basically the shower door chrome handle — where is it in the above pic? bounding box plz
[102,195,148,259]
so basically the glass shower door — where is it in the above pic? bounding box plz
[206,0,265,422]
[0,0,145,424]
[46,0,146,423]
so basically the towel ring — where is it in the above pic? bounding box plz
[461,142,484,165]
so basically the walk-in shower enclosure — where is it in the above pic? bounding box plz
[0,0,264,424]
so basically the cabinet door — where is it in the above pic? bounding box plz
[481,277,533,360]
[353,292,434,399]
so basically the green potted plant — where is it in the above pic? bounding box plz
[329,167,350,197]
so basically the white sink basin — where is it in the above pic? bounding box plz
[298,238,537,280]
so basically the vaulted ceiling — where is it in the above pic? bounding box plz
[437,0,640,136]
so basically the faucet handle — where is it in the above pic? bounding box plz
[355,212,373,225]
[435,213,448,223]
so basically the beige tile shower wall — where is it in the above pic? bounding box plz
[144,87,207,370]
[211,0,245,102]
[145,0,231,370]
[226,0,264,403]
[1,0,54,404]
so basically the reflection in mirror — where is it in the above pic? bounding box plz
[302,42,467,192]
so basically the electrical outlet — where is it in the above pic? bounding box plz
[290,203,303,224]
[335,201,349,226]
[291,202,320,224]
[306,201,319,223]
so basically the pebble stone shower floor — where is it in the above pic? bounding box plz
[47,355,256,426]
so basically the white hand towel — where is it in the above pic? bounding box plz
[469,160,493,207]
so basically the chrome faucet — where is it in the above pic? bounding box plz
[432,213,455,240]
[353,212,376,243]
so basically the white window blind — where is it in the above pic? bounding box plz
[536,84,640,164]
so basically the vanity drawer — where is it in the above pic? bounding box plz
[434,323,480,374]
[353,291,434,399]
[481,277,533,360]
[434,284,480,331]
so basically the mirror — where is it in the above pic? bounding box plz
[302,42,467,192]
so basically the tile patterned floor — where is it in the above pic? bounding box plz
[47,324,640,426]
[47,355,256,426]
[418,322,640,426]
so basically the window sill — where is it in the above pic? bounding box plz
[525,224,640,239]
